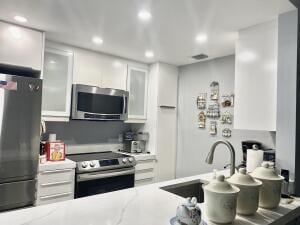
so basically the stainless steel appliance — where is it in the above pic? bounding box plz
[124,141,141,153]
[71,84,129,121]
[67,151,136,198]
[122,131,149,153]
[136,132,149,153]
[0,65,42,211]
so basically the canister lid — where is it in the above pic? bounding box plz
[251,162,284,181]
[227,168,262,186]
[203,175,240,194]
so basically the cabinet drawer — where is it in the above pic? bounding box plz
[135,169,155,181]
[39,169,74,184]
[135,160,155,171]
[38,180,74,197]
[135,178,154,187]
[36,192,74,206]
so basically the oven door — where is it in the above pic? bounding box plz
[75,167,135,198]
[71,84,129,121]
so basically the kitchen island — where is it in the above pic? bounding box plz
[0,170,299,225]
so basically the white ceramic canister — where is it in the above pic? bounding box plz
[251,162,284,209]
[227,168,262,215]
[203,175,240,224]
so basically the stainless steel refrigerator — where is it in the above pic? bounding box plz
[0,69,42,211]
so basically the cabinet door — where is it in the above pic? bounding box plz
[157,64,178,107]
[73,49,101,86]
[42,48,73,119]
[127,67,148,120]
[156,107,177,181]
[234,20,277,131]
[100,58,127,90]
[0,21,44,70]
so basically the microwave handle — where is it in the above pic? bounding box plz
[123,94,126,114]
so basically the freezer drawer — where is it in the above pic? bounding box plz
[0,179,36,211]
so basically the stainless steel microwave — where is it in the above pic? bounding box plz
[71,84,129,121]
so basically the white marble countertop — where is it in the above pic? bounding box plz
[38,159,76,172]
[0,170,299,225]
[121,152,156,161]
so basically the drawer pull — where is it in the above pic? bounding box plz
[135,168,153,173]
[41,169,73,174]
[40,180,71,187]
[137,159,155,163]
[40,192,72,200]
[136,177,153,182]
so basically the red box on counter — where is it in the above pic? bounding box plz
[45,141,66,161]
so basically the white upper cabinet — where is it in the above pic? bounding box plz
[126,66,148,122]
[157,63,178,107]
[73,48,102,87]
[100,57,127,90]
[234,20,278,131]
[0,21,44,70]
[42,46,73,121]
[73,49,127,90]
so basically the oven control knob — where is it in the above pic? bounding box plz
[128,157,134,163]
[82,161,88,168]
[90,161,96,167]
[122,158,128,164]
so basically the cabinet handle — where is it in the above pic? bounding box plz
[159,105,176,109]
[41,169,73,174]
[40,192,73,200]
[122,94,126,114]
[40,180,71,187]
[135,168,154,173]
[135,177,153,182]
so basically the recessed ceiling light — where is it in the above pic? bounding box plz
[13,15,27,23]
[138,10,152,21]
[49,60,56,64]
[145,51,154,58]
[92,36,103,45]
[195,33,208,44]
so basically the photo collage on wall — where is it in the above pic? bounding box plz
[196,81,234,138]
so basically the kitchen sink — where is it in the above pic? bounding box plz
[160,180,204,203]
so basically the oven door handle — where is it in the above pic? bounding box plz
[77,168,135,182]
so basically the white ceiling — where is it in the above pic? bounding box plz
[0,0,295,66]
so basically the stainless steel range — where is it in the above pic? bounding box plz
[67,151,136,198]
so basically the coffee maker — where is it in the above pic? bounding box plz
[122,131,149,153]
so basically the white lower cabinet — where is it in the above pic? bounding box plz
[134,158,156,187]
[36,160,76,206]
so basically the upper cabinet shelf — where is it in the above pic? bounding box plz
[0,21,44,71]
[234,20,278,131]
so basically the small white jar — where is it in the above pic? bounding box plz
[203,175,240,224]
[251,162,284,209]
[227,168,262,215]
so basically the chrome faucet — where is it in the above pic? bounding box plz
[205,140,236,176]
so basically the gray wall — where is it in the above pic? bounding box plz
[276,10,298,179]
[177,55,276,178]
[45,121,130,145]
